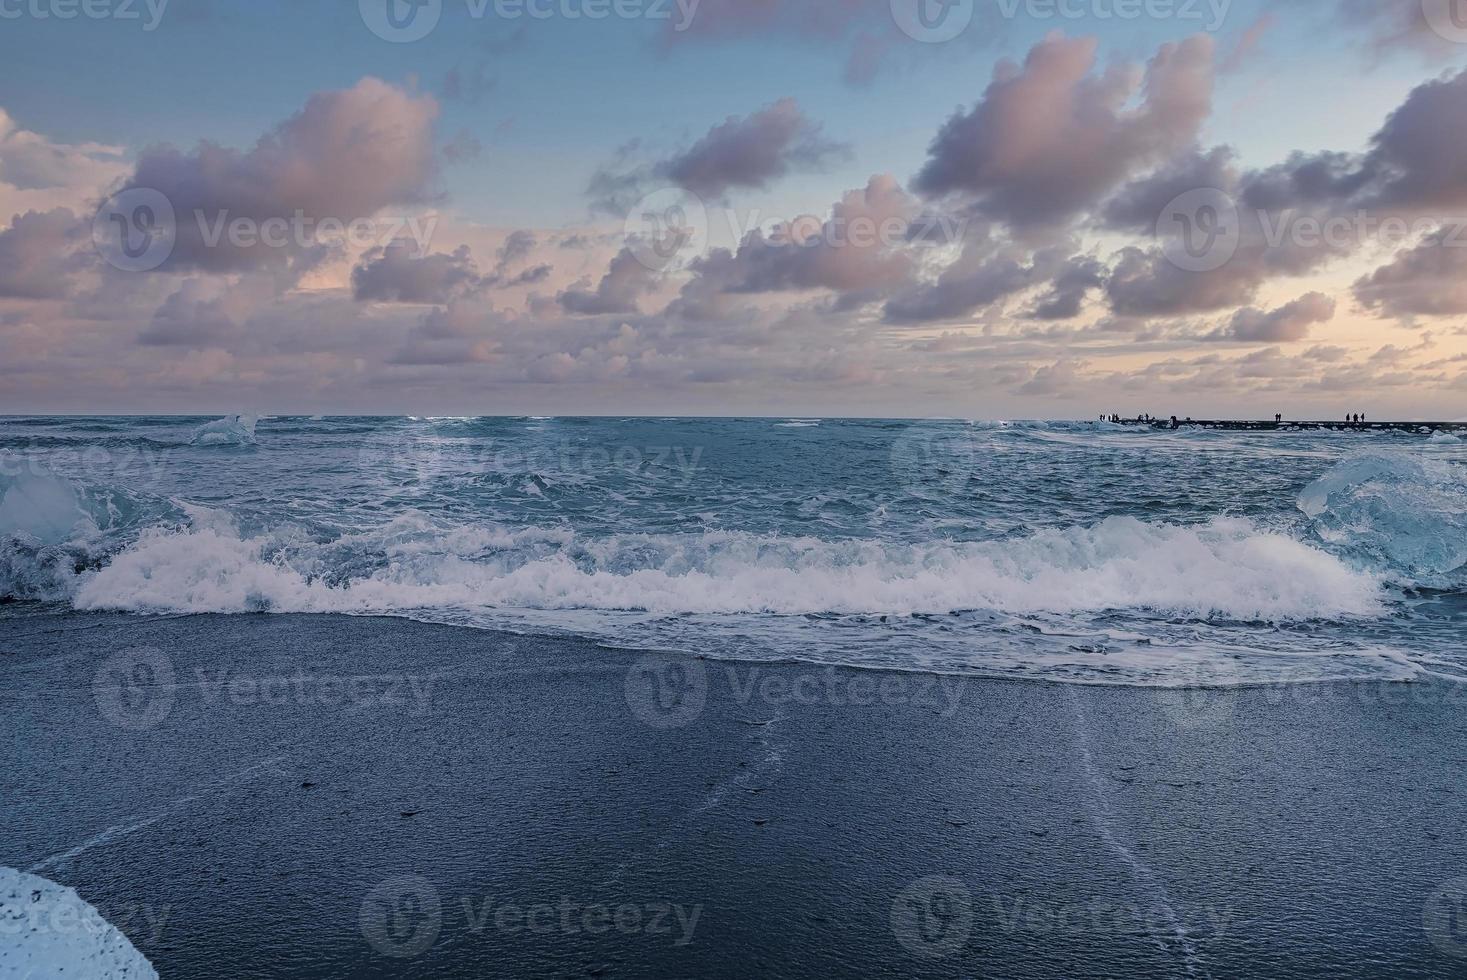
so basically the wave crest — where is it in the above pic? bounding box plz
[68,513,1381,622]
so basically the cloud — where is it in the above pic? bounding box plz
[913,34,1214,231]
[1018,358,1086,396]
[352,242,480,303]
[1102,65,1467,321]
[0,208,82,299]
[1354,227,1467,318]
[883,235,1095,325]
[559,246,660,314]
[117,78,440,273]
[1027,254,1106,320]
[1356,67,1467,210]
[588,99,849,211]
[139,275,276,346]
[677,175,921,315]
[1213,292,1336,342]
[1221,13,1276,73]
[1227,66,1467,216]
[0,109,125,193]
[660,98,850,200]
[884,238,1043,325]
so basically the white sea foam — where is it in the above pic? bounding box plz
[71,514,1382,622]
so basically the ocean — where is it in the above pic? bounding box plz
[1,414,1464,688]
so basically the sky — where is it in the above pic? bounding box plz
[1,0,1467,417]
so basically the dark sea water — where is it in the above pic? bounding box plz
[1,414,1464,686]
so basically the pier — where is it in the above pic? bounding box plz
[1114,419,1467,433]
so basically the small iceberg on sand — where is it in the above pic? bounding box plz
[0,865,159,978]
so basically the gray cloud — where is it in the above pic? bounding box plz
[913,34,1214,231]
[1028,255,1106,320]
[677,175,919,314]
[661,98,850,200]
[589,100,849,212]
[0,207,81,299]
[1354,227,1467,318]
[353,242,480,304]
[118,78,440,274]
[1213,292,1336,342]
[559,247,660,315]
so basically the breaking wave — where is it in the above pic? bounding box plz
[1,424,1463,683]
[63,513,1382,622]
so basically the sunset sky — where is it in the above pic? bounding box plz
[2,0,1467,417]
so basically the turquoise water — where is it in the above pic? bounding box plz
[1,415,1463,686]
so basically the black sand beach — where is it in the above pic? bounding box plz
[4,610,1466,978]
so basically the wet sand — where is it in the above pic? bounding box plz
[3,610,1466,978]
